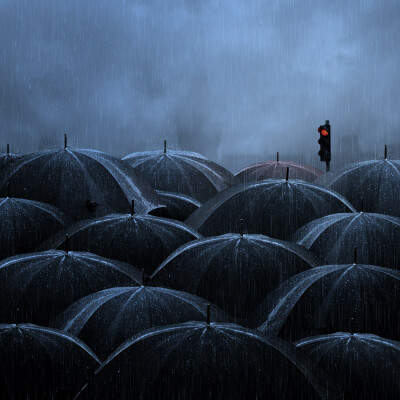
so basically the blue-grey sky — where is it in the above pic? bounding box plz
[1,0,399,171]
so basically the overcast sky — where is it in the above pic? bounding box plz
[0,0,399,171]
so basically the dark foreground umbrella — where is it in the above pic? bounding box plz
[315,152,400,217]
[78,322,332,399]
[156,190,201,221]
[293,212,400,269]
[54,286,226,359]
[123,146,235,202]
[0,323,100,400]
[186,179,355,239]
[253,263,400,342]
[296,333,400,400]
[236,155,322,183]
[0,250,140,325]
[0,197,69,259]
[0,146,166,221]
[44,213,201,274]
[152,233,321,322]
[0,145,22,169]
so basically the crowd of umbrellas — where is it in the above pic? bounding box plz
[1,137,400,399]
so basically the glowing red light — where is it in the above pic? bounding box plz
[321,129,329,136]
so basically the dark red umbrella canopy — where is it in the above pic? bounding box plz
[236,160,323,183]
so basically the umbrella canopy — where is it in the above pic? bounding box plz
[0,250,140,325]
[186,179,355,239]
[0,149,22,170]
[236,158,323,183]
[293,212,400,269]
[0,197,69,259]
[44,213,202,274]
[0,148,166,221]
[123,148,236,203]
[296,333,400,400]
[253,264,400,342]
[79,322,331,399]
[156,190,201,221]
[315,157,400,217]
[0,323,100,400]
[53,286,227,359]
[152,233,321,322]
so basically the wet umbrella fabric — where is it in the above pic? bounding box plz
[156,190,201,221]
[79,322,330,400]
[293,212,400,269]
[0,323,100,400]
[44,214,202,274]
[236,161,323,183]
[0,197,69,259]
[0,149,166,221]
[0,151,22,170]
[152,233,321,322]
[0,250,140,325]
[252,264,400,342]
[123,150,236,203]
[296,333,400,400]
[315,159,400,217]
[186,179,355,239]
[53,286,227,359]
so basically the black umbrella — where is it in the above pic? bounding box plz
[252,263,400,342]
[186,178,355,239]
[123,146,235,203]
[78,322,332,399]
[0,250,141,325]
[296,333,400,400]
[0,323,100,400]
[0,144,21,170]
[53,286,227,359]
[293,212,400,269]
[315,150,400,217]
[156,190,201,221]
[44,213,201,274]
[236,155,323,183]
[0,197,69,259]
[152,233,321,322]
[0,145,166,221]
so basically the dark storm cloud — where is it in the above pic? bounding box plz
[0,0,399,171]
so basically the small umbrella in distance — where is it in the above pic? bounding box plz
[156,190,201,221]
[252,260,400,342]
[0,323,100,400]
[152,231,321,323]
[235,152,323,183]
[77,318,333,399]
[293,210,400,269]
[315,145,400,217]
[296,333,400,400]
[0,194,69,260]
[123,142,236,203]
[43,210,202,274]
[53,284,227,360]
[186,174,355,239]
[0,137,166,221]
[0,250,141,325]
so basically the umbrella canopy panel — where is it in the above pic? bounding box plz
[0,323,100,400]
[0,149,165,221]
[236,161,323,183]
[0,251,140,325]
[293,212,400,269]
[0,198,69,260]
[253,264,400,342]
[186,179,355,239]
[156,190,201,221]
[80,322,330,399]
[53,286,227,359]
[315,159,400,217]
[45,214,202,274]
[123,150,236,203]
[296,333,400,400]
[152,233,321,323]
